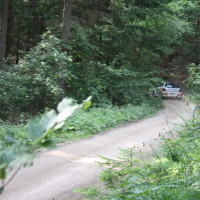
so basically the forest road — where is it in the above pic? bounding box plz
[0,99,194,200]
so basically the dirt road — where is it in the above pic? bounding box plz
[0,99,193,200]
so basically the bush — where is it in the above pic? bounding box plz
[186,63,200,103]
[0,36,72,121]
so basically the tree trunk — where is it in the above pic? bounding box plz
[61,0,72,41]
[0,0,10,68]
[16,33,20,64]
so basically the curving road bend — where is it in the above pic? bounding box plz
[0,99,193,200]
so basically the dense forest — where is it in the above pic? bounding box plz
[0,0,200,198]
[0,0,199,122]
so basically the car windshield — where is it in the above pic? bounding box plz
[165,83,179,88]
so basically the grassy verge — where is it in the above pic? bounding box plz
[0,98,163,147]
[52,98,163,143]
[77,118,200,200]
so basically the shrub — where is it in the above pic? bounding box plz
[186,63,200,103]
[0,36,72,121]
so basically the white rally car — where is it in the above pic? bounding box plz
[154,82,183,99]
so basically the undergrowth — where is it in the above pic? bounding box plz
[0,98,163,147]
[52,98,163,143]
[76,118,200,200]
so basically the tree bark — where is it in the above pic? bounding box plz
[0,0,10,68]
[5,0,11,57]
[61,0,72,41]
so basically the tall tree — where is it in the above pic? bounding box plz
[0,0,10,68]
[61,0,72,40]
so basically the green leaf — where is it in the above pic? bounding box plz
[40,139,55,148]
[39,110,57,132]
[56,105,80,124]
[0,187,3,194]
[0,149,17,166]
[56,99,82,123]
[57,98,73,113]
[27,120,44,140]
[5,134,15,144]
[10,154,34,168]
[83,100,92,110]
[53,121,65,130]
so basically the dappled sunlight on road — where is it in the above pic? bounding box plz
[48,150,76,160]
[48,150,102,163]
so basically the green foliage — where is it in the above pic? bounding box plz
[0,36,73,121]
[0,121,26,149]
[186,63,200,103]
[0,97,86,193]
[77,118,200,200]
[2,0,195,121]
[61,0,191,106]
[1,29,163,121]
[0,98,163,148]
[166,0,200,73]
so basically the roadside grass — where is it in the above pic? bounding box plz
[0,98,163,147]
[76,118,200,200]
[52,98,163,143]
[0,120,27,148]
